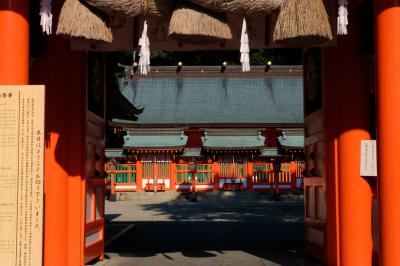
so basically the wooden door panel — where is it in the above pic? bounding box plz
[304,110,327,262]
[84,112,105,264]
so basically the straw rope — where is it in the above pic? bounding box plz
[188,0,282,15]
[57,0,113,42]
[84,0,175,17]
[168,1,233,43]
[273,0,332,46]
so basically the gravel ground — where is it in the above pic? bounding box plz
[103,196,322,266]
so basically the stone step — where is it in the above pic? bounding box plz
[113,191,182,201]
[112,191,303,202]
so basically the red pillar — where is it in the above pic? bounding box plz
[323,1,373,264]
[30,36,87,265]
[375,2,400,265]
[154,162,159,192]
[247,162,254,190]
[170,162,176,191]
[110,173,115,194]
[137,161,143,191]
[213,162,220,190]
[0,0,29,84]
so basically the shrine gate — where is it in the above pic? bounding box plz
[1,0,400,265]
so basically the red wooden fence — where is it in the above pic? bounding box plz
[105,161,304,193]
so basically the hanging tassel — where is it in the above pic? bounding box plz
[138,20,150,75]
[337,0,348,35]
[40,0,53,35]
[240,17,250,72]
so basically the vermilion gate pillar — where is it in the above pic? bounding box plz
[323,0,373,264]
[0,0,29,84]
[375,2,400,265]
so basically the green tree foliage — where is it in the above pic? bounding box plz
[250,49,302,65]
[111,48,302,67]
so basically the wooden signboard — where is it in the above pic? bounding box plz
[0,86,45,266]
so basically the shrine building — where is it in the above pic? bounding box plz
[105,65,305,193]
[1,0,400,265]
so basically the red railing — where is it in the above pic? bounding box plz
[194,164,214,191]
[252,162,304,190]
[276,163,292,190]
[252,163,273,190]
[195,164,214,183]
[293,161,305,189]
[105,161,304,193]
[175,164,214,191]
[219,163,247,178]
[219,163,247,190]
[105,162,137,193]
[142,162,171,191]
[175,164,193,191]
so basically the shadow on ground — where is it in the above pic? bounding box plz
[104,196,322,265]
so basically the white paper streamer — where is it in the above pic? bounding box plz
[138,20,150,75]
[337,0,348,35]
[40,0,53,35]
[240,18,250,72]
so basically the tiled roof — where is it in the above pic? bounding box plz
[123,135,188,149]
[202,135,265,150]
[117,69,303,125]
[182,148,202,157]
[105,149,126,159]
[260,148,282,157]
[277,135,304,149]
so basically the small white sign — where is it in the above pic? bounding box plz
[360,140,377,177]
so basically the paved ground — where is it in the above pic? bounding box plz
[102,194,322,266]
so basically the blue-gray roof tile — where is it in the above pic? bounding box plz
[202,135,265,149]
[123,135,188,149]
[278,135,304,149]
[118,75,303,125]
